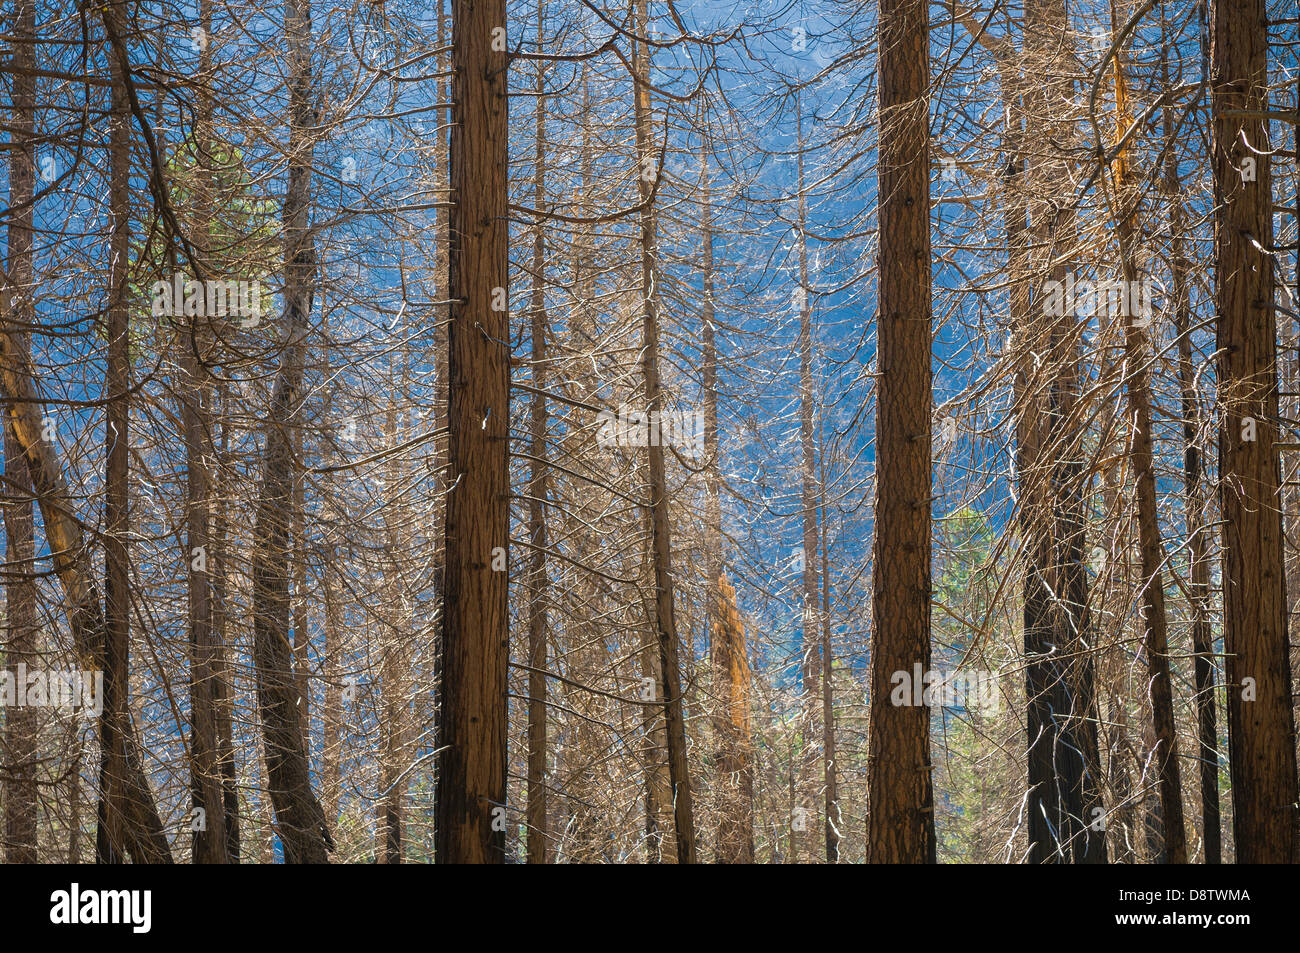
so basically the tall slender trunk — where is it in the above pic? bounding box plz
[292,427,311,760]
[955,0,1104,864]
[638,498,673,862]
[185,0,229,863]
[0,4,172,864]
[1210,0,1300,862]
[699,142,722,626]
[3,0,39,864]
[1020,0,1107,863]
[795,102,822,864]
[867,0,936,865]
[1109,4,1186,862]
[435,0,510,864]
[251,0,331,863]
[632,0,696,863]
[97,0,174,864]
[381,393,408,863]
[525,0,550,865]
[431,0,449,761]
[211,385,240,859]
[819,428,840,862]
[698,137,750,863]
[320,550,341,825]
[1162,35,1218,866]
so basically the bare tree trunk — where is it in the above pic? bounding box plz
[320,555,341,826]
[435,0,510,864]
[638,496,673,863]
[1020,0,1108,863]
[185,0,228,863]
[1211,0,1300,862]
[292,427,311,761]
[632,0,696,864]
[1163,24,1219,867]
[795,102,821,864]
[2,0,39,865]
[212,386,240,859]
[380,400,406,863]
[819,432,839,862]
[1109,6,1185,862]
[92,0,173,864]
[250,0,331,863]
[867,0,935,865]
[699,142,722,630]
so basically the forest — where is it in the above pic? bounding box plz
[0,0,1297,867]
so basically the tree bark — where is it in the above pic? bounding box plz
[867,0,936,865]
[435,0,510,864]
[185,0,229,863]
[3,0,39,864]
[632,0,696,864]
[1017,0,1108,863]
[1211,0,1300,862]
[94,0,173,865]
[819,431,840,862]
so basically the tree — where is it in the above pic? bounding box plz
[250,0,332,863]
[867,0,936,865]
[1211,0,1299,863]
[2,0,39,865]
[631,0,696,864]
[435,0,510,865]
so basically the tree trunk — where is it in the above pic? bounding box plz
[1211,0,1300,862]
[380,401,406,863]
[185,0,229,863]
[212,385,240,859]
[3,0,39,865]
[250,0,331,863]
[867,0,936,865]
[819,432,840,862]
[1019,0,1108,863]
[632,0,696,864]
[435,0,510,864]
[795,102,822,864]
[93,0,173,864]
[1109,6,1186,862]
